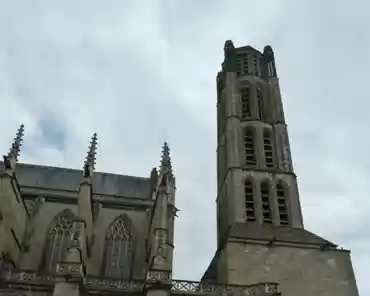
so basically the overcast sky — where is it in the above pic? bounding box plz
[0,0,369,295]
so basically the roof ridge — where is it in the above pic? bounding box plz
[5,162,149,180]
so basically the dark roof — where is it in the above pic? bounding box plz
[3,162,151,199]
[235,45,262,54]
[229,222,337,247]
[201,250,220,283]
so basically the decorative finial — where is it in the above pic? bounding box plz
[224,40,235,49]
[159,141,174,181]
[84,133,98,172]
[263,45,274,53]
[8,124,25,161]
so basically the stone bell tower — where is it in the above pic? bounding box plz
[216,41,303,246]
[207,40,359,296]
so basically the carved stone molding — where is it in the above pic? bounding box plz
[171,280,279,296]
[1,269,279,296]
[84,277,143,292]
[3,271,54,287]
[146,270,172,281]
[55,262,83,278]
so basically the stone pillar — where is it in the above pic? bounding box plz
[145,270,172,296]
[52,220,86,296]
[53,282,80,296]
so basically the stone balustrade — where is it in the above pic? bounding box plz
[0,270,279,296]
[171,280,279,296]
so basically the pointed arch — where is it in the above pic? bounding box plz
[260,180,272,224]
[103,215,134,278]
[43,209,76,273]
[244,179,256,222]
[276,181,290,225]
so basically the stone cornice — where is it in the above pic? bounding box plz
[230,237,347,252]
[21,186,154,208]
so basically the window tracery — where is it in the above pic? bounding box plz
[43,210,76,273]
[103,216,133,278]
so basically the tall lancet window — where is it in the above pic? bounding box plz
[260,181,272,224]
[277,182,290,225]
[103,216,133,278]
[43,210,76,273]
[244,128,256,166]
[256,87,264,120]
[263,129,274,168]
[244,180,256,222]
[235,52,249,76]
[241,87,251,119]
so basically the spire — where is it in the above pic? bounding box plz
[83,133,97,178]
[8,124,24,161]
[159,142,174,181]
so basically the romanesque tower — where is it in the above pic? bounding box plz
[202,40,359,296]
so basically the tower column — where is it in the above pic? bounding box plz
[255,125,265,169]
[254,180,264,225]
[53,220,86,296]
[269,180,280,226]
[145,142,176,293]
[77,133,98,260]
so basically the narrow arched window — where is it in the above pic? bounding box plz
[235,52,249,76]
[240,87,251,119]
[244,128,256,166]
[260,181,272,224]
[103,216,133,278]
[256,87,264,120]
[263,129,274,168]
[252,55,260,76]
[244,180,256,222]
[43,209,76,273]
[277,182,289,225]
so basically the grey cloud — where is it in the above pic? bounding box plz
[0,0,369,295]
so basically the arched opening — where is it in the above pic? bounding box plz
[244,179,256,222]
[244,128,256,166]
[103,215,134,278]
[256,87,264,120]
[263,129,274,168]
[277,182,290,225]
[260,181,272,224]
[43,209,76,273]
[241,87,251,119]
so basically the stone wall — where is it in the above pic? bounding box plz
[19,199,149,279]
[225,240,359,296]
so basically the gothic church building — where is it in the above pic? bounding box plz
[0,41,359,296]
